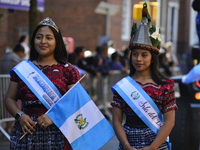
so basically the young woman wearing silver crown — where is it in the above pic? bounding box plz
[111,3,177,150]
[4,17,80,150]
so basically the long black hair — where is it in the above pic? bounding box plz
[129,50,169,85]
[18,35,26,43]
[29,25,68,64]
[192,0,200,12]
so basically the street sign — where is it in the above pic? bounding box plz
[95,1,120,16]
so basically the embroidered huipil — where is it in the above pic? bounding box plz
[111,79,178,149]
[10,63,80,150]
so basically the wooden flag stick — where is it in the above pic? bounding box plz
[19,122,37,140]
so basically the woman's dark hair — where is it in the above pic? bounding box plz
[99,46,108,54]
[18,35,26,43]
[68,52,77,65]
[192,0,200,12]
[13,44,25,53]
[95,46,101,54]
[74,46,85,56]
[29,25,68,64]
[123,48,130,56]
[129,50,169,85]
[111,52,120,61]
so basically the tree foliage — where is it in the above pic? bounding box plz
[0,14,3,19]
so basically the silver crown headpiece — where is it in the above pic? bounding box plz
[38,17,59,32]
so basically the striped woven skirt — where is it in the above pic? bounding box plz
[118,125,168,150]
[9,116,72,150]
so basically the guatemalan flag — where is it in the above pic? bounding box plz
[182,63,200,84]
[46,83,115,150]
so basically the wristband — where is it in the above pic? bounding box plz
[123,142,129,150]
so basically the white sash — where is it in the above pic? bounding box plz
[111,76,170,145]
[10,60,62,109]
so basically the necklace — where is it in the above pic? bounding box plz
[35,60,57,71]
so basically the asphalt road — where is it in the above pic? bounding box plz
[100,136,119,150]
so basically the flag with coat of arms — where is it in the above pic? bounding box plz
[46,82,115,150]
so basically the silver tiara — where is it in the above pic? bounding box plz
[38,17,59,32]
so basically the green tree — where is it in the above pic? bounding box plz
[29,0,38,38]
[0,14,3,19]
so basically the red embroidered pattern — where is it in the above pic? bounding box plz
[111,79,177,114]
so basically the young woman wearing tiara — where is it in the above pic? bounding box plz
[4,17,80,150]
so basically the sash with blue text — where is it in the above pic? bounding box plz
[11,60,115,150]
[10,60,62,109]
[111,76,171,149]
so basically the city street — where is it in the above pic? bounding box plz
[0,133,119,150]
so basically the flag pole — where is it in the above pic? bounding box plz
[45,74,86,114]
[19,74,86,140]
[63,74,86,96]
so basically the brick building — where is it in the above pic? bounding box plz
[0,0,137,60]
[0,0,197,72]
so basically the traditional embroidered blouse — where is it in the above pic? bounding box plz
[9,62,80,150]
[111,79,178,127]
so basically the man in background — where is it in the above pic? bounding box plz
[0,44,25,133]
[1,44,25,73]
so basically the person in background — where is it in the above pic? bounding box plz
[110,52,128,73]
[120,48,131,70]
[108,40,117,58]
[182,46,193,74]
[158,51,172,77]
[111,3,177,150]
[0,44,25,134]
[75,46,100,78]
[97,46,114,76]
[1,44,25,74]
[68,52,86,76]
[4,17,80,150]
[164,41,179,68]
[18,35,30,60]
[93,46,104,70]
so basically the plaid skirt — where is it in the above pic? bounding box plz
[10,116,72,150]
[118,125,168,150]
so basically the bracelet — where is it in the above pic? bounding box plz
[123,142,129,150]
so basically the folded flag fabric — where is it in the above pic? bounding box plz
[46,83,115,150]
[182,63,200,84]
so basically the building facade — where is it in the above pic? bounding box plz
[0,0,197,71]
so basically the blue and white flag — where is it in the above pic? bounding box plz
[182,63,200,84]
[46,83,115,150]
